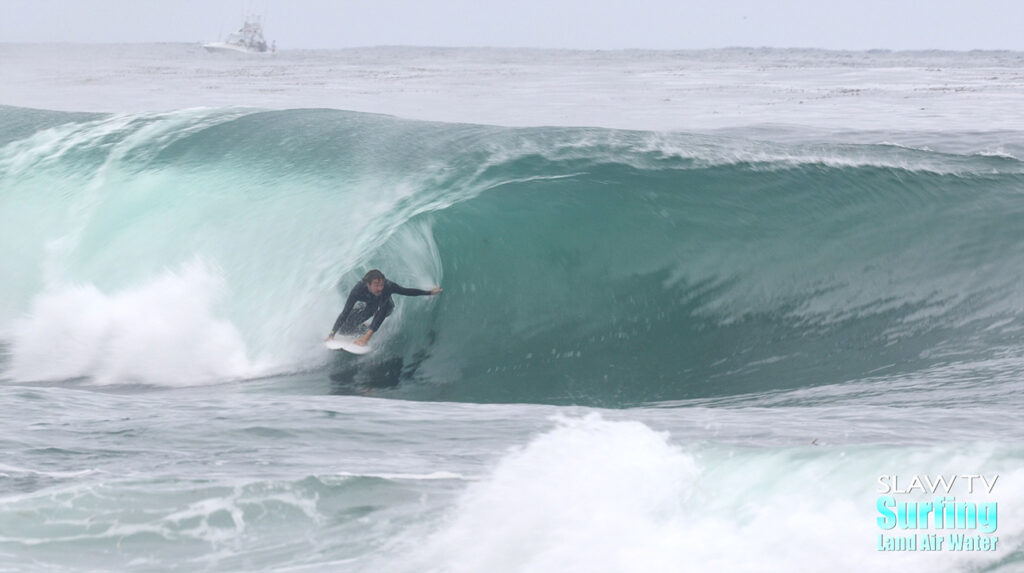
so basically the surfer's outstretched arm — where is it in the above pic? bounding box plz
[389,284,443,297]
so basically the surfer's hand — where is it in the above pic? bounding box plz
[430,287,442,295]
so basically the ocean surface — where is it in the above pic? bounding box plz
[2,44,1024,572]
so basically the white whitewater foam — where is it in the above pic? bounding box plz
[401,414,1021,573]
[4,260,262,386]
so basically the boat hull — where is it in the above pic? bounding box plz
[202,42,268,54]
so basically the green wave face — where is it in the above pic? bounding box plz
[3,107,1023,405]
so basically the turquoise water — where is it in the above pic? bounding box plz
[2,46,1024,572]
[4,107,1024,406]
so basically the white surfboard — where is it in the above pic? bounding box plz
[325,336,372,355]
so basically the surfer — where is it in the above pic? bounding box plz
[326,269,442,346]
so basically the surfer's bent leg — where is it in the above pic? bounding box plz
[368,297,395,332]
[338,306,374,335]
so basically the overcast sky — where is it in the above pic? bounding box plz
[2,0,1022,51]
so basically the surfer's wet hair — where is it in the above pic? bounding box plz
[363,269,386,284]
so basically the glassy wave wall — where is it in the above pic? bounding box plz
[2,106,1023,406]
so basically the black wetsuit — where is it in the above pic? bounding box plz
[330,280,432,336]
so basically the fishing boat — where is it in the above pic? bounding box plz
[204,16,274,54]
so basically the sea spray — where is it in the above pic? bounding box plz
[393,415,1023,573]
[6,259,257,385]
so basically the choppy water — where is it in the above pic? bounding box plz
[2,45,1023,572]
